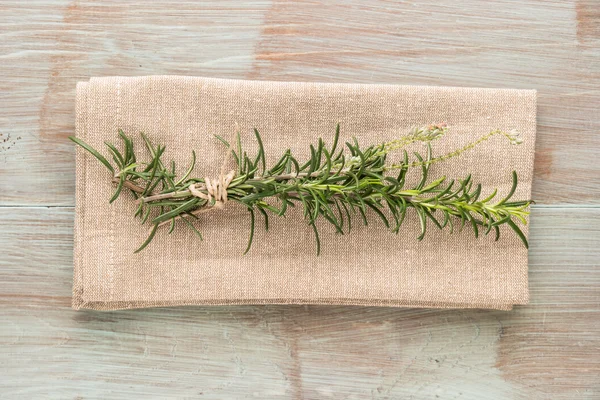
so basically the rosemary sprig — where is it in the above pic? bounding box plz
[69,124,531,254]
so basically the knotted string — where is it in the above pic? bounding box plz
[153,127,237,229]
[188,170,235,207]
[188,126,237,210]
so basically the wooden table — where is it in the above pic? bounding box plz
[1,1,599,398]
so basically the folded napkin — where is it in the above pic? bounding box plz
[73,76,536,311]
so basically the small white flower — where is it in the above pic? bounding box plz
[507,129,523,145]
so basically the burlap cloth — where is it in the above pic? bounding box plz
[73,76,536,311]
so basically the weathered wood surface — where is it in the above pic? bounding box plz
[0,0,599,205]
[1,208,599,399]
[0,1,599,399]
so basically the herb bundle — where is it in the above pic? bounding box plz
[69,124,531,254]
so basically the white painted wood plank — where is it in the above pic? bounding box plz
[0,0,271,205]
[0,207,598,399]
[1,0,599,205]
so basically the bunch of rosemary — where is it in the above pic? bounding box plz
[69,124,531,254]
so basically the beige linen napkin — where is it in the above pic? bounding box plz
[73,76,536,311]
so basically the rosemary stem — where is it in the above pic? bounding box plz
[137,169,349,203]
[72,124,531,253]
[155,200,225,229]
[112,177,145,194]
[136,189,193,204]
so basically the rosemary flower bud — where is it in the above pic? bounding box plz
[506,129,523,145]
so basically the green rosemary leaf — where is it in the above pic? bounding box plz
[278,195,288,216]
[257,206,269,231]
[464,176,474,197]
[236,130,243,176]
[345,141,356,157]
[357,203,368,226]
[396,150,409,184]
[447,212,455,234]
[147,200,188,207]
[257,202,281,215]
[393,198,407,233]
[268,149,290,176]
[321,211,344,234]
[481,188,498,203]
[315,148,332,184]
[331,123,340,155]
[161,158,175,190]
[141,205,151,224]
[365,201,390,228]
[441,209,450,229]
[242,151,249,176]
[289,155,301,177]
[485,214,495,236]
[69,136,114,174]
[184,210,199,220]
[310,221,321,256]
[423,208,442,230]
[315,193,340,228]
[507,218,528,248]
[422,179,454,202]
[382,194,398,219]
[175,150,196,186]
[243,208,255,255]
[316,138,324,169]
[364,170,384,181]
[353,142,366,176]
[414,152,427,190]
[471,184,482,202]
[310,194,320,223]
[456,207,468,231]
[340,199,352,233]
[253,128,266,174]
[134,223,159,253]
[469,212,479,238]
[346,171,360,189]
[296,192,310,220]
[182,216,203,240]
[118,130,135,163]
[152,198,199,224]
[105,142,125,168]
[118,163,139,175]
[491,215,511,227]
[498,171,518,206]
[421,176,446,193]
[142,148,161,196]
[284,153,292,174]
[512,213,528,225]
[333,198,345,231]
[416,208,427,241]
[168,217,176,234]
[214,135,240,167]
[308,144,318,174]
[384,176,400,186]
[140,132,155,157]
[449,175,471,199]
[502,201,531,207]
[110,176,125,203]
[135,201,144,218]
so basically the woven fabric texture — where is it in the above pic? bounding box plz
[73,76,536,311]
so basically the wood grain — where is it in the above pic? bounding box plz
[0,0,599,205]
[248,0,600,205]
[1,1,599,398]
[0,0,270,205]
[1,207,599,399]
